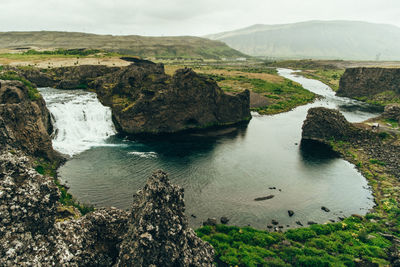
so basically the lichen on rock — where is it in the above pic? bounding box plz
[0,152,213,266]
[117,170,214,266]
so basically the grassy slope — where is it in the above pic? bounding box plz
[0,31,247,60]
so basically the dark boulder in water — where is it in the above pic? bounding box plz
[254,195,274,201]
[321,206,330,212]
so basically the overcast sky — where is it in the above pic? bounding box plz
[1,0,399,36]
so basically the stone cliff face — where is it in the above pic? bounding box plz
[117,170,214,266]
[16,61,251,134]
[0,80,61,161]
[337,67,400,99]
[91,63,251,134]
[20,65,121,89]
[301,107,367,142]
[0,152,214,266]
[301,107,400,177]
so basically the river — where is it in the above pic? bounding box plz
[39,68,379,229]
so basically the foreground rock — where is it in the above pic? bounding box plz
[0,80,61,161]
[337,67,400,99]
[0,152,214,266]
[117,170,214,266]
[16,61,251,134]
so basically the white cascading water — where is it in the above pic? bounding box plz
[39,87,117,156]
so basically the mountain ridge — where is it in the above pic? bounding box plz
[206,20,400,60]
[0,31,247,60]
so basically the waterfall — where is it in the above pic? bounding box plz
[39,87,117,156]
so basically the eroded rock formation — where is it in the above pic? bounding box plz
[301,107,400,177]
[301,107,365,142]
[117,170,214,266]
[91,63,251,134]
[337,67,400,98]
[0,80,61,161]
[15,61,251,134]
[0,151,214,266]
[382,103,400,122]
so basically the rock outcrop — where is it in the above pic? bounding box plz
[117,170,214,266]
[16,61,251,134]
[382,103,400,122]
[301,107,400,177]
[0,80,61,161]
[91,63,251,134]
[0,151,214,266]
[337,67,400,98]
[19,65,121,89]
[301,107,365,142]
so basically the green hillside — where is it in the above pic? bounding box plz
[0,31,247,60]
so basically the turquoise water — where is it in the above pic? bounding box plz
[45,69,379,229]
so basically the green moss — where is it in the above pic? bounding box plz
[0,71,40,100]
[35,159,94,215]
[369,159,386,166]
[23,48,102,56]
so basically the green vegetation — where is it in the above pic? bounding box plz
[196,119,400,266]
[0,31,247,60]
[356,91,400,107]
[35,159,94,215]
[0,71,40,100]
[23,48,102,56]
[197,217,393,266]
[384,118,399,128]
[266,60,345,91]
[179,63,316,115]
[369,159,386,166]
[299,69,345,91]
[240,77,315,114]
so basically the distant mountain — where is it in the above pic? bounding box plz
[0,31,247,60]
[206,21,400,60]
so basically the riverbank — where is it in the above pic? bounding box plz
[195,81,400,266]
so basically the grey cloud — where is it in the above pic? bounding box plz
[0,0,399,36]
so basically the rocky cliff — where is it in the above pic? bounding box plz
[15,61,251,135]
[91,62,251,134]
[0,79,61,161]
[337,67,400,100]
[301,107,369,142]
[0,152,214,266]
[301,107,400,177]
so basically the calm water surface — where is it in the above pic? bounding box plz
[40,69,379,229]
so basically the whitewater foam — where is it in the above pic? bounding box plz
[127,151,158,158]
[39,88,117,156]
